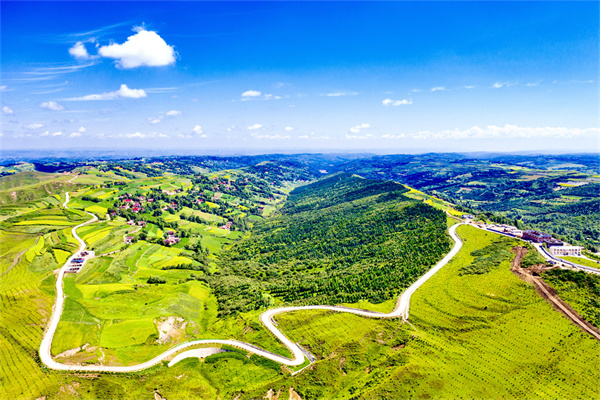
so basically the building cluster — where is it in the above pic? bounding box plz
[164,231,181,246]
[470,219,584,259]
[492,226,583,257]
[487,224,523,237]
[219,221,233,230]
[120,198,144,213]
[65,251,92,274]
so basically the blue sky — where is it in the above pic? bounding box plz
[1,1,598,153]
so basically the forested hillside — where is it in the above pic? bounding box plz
[213,173,450,315]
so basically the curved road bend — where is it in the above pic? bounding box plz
[40,197,464,372]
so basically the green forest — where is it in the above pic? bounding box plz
[212,173,450,315]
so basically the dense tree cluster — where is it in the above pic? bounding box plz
[211,174,450,316]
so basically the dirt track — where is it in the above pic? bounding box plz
[511,246,600,342]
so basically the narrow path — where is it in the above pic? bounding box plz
[0,249,27,278]
[39,198,464,372]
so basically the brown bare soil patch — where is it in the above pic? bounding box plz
[511,246,600,341]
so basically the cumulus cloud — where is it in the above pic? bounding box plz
[68,42,91,60]
[491,81,518,89]
[193,125,204,135]
[25,123,44,129]
[242,90,261,97]
[382,98,412,106]
[166,110,181,116]
[430,87,445,92]
[67,84,147,101]
[247,124,263,130]
[411,125,599,140]
[78,126,86,133]
[2,106,14,115]
[40,101,65,111]
[69,131,82,138]
[98,28,176,68]
[150,117,162,125]
[51,131,63,136]
[284,126,294,131]
[349,123,370,134]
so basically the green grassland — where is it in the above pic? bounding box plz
[542,268,600,328]
[558,255,600,269]
[0,172,84,205]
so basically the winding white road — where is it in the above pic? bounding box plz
[39,194,463,372]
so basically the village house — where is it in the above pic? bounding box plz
[219,221,233,230]
[124,236,134,244]
[549,246,582,257]
[138,221,147,227]
[522,230,553,243]
[163,231,181,246]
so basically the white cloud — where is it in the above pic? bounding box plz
[430,86,445,92]
[69,131,82,138]
[2,106,14,115]
[0,85,8,92]
[68,42,90,60]
[346,133,373,140]
[98,29,176,69]
[247,124,263,130]
[150,117,162,125]
[526,80,543,87]
[242,90,261,97]
[193,125,203,135]
[411,89,422,93]
[381,134,406,139]
[464,85,476,89]
[78,126,86,133]
[349,123,370,134]
[52,131,63,136]
[25,123,44,129]
[411,125,599,140]
[166,110,181,116]
[491,81,518,89]
[124,132,147,138]
[299,132,330,140]
[252,133,290,140]
[284,126,294,131]
[382,98,412,106]
[320,92,358,97]
[40,101,65,111]
[41,131,50,136]
[67,84,147,101]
